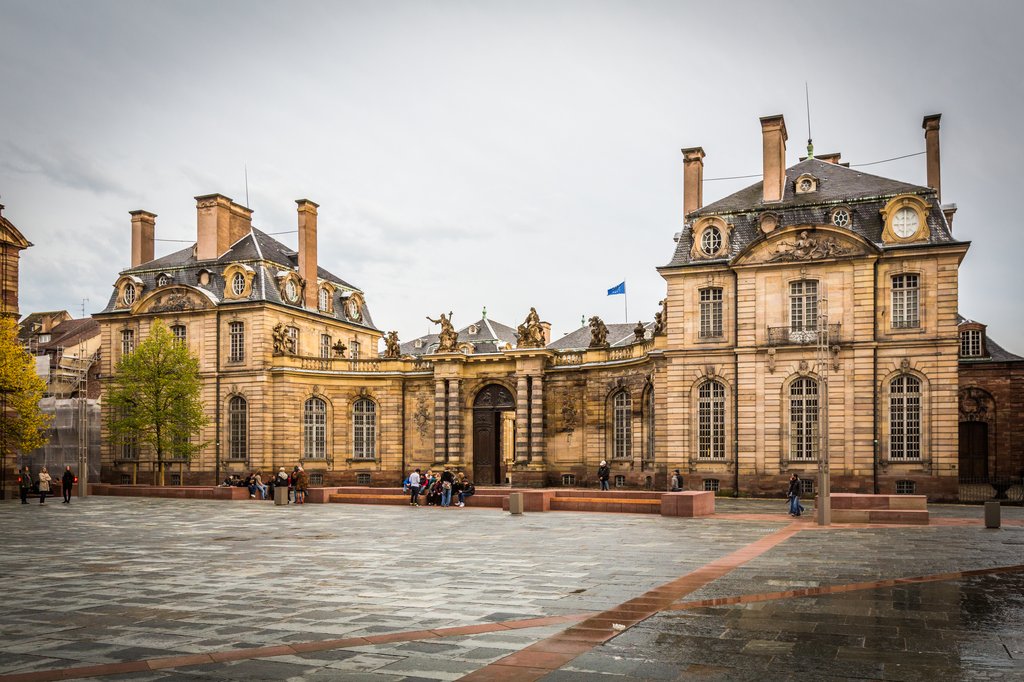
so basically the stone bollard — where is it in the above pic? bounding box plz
[984,500,1000,529]
[274,488,288,506]
[508,492,524,515]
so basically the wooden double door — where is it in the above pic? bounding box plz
[958,421,988,479]
[472,384,515,485]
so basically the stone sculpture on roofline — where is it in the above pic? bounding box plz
[427,311,459,352]
[588,315,609,348]
[384,331,401,358]
[516,307,546,349]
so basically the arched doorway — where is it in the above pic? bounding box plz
[473,384,515,485]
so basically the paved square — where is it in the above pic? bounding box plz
[1,497,1022,680]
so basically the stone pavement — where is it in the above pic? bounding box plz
[0,496,1021,681]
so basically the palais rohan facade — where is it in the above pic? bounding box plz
[95,113,992,501]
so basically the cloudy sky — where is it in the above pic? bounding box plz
[1,0,1021,348]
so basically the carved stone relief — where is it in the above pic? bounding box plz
[767,231,854,262]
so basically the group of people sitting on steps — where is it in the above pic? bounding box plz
[403,467,475,507]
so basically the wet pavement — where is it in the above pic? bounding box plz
[0,495,1021,681]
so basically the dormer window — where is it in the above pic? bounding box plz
[795,173,818,194]
[700,226,722,256]
[960,329,983,357]
[413,338,424,349]
[231,272,246,296]
[468,324,479,335]
[318,287,330,312]
[830,207,851,228]
[157,274,171,287]
[690,217,730,260]
[123,286,136,306]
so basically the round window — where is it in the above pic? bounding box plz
[232,272,246,296]
[892,207,920,238]
[122,285,136,306]
[285,279,298,302]
[157,274,169,287]
[700,226,722,256]
[831,208,850,227]
[799,178,813,192]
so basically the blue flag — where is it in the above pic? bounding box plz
[607,281,626,296]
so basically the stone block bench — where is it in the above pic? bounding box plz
[660,491,716,517]
[821,493,929,525]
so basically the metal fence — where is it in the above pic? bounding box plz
[958,477,1024,504]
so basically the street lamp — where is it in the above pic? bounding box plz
[815,299,831,526]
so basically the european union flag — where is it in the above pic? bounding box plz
[607,281,626,296]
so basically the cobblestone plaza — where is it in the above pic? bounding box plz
[1,498,1023,681]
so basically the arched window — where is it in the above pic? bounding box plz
[612,391,632,459]
[643,386,655,462]
[790,378,818,460]
[318,287,330,312]
[890,375,921,460]
[304,397,327,459]
[352,398,376,460]
[697,380,725,459]
[227,396,247,460]
[231,272,246,296]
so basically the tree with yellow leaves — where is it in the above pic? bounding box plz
[0,316,50,498]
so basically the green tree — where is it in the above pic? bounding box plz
[0,316,50,493]
[108,320,209,485]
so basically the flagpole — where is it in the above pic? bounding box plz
[624,279,628,324]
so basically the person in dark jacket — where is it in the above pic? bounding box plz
[787,473,805,516]
[440,468,455,507]
[18,466,32,504]
[598,461,610,491]
[670,469,682,492]
[61,466,75,503]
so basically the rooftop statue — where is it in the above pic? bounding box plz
[427,311,459,352]
[516,307,546,348]
[633,320,646,342]
[588,315,609,348]
[384,331,401,358]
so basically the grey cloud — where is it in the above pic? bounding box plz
[1,141,126,196]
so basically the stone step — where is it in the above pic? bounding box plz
[832,508,930,525]
[550,497,662,514]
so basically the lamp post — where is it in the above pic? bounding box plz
[815,299,831,526]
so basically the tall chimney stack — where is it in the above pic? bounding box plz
[681,147,706,217]
[760,115,788,203]
[228,202,253,247]
[195,194,233,260]
[129,210,156,267]
[923,114,941,202]
[296,199,319,310]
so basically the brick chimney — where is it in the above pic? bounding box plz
[195,194,233,260]
[129,210,156,267]
[228,202,253,247]
[760,115,788,203]
[681,147,705,217]
[817,152,842,165]
[923,114,941,202]
[296,199,319,309]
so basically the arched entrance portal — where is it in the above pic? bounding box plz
[473,384,515,485]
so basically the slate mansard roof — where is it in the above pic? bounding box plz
[400,316,519,356]
[98,228,378,331]
[665,158,963,269]
[548,322,654,351]
[958,315,1023,363]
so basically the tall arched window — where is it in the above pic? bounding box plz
[790,378,818,460]
[227,396,247,460]
[612,391,632,459]
[353,398,376,459]
[697,380,725,459]
[643,386,655,462]
[890,375,921,460]
[304,397,327,459]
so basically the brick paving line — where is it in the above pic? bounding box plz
[0,613,592,682]
[665,562,1024,611]
[456,522,805,682]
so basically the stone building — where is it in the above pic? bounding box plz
[0,203,31,318]
[92,112,1015,500]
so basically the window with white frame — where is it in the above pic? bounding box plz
[561,473,576,486]
[889,375,921,460]
[960,329,983,357]
[309,472,324,486]
[304,397,327,459]
[790,280,819,331]
[227,396,247,460]
[229,321,245,362]
[896,480,917,494]
[231,272,246,296]
[352,398,376,459]
[320,334,332,359]
[699,287,723,338]
[789,377,818,460]
[891,274,919,328]
[171,324,187,344]
[318,287,330,312]
[612,391,632,459]
[614,474,626,488]
[350,340,360,359]
[703,478,720,492]
[286,326,299,354]
[157,274,170,287]
[121,329,135,357]
[697,380,726,459]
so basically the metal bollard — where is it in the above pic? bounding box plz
[508,492,524,515]
[274,488,288,506]
[984,500,1000,529]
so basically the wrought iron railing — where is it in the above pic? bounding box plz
[766,324,841,347]
[958,477,1023,504]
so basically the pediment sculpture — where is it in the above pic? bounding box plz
[516,307,546,348]
[767,230,853,263]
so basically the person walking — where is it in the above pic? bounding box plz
[670,469,682,492]
[19,465,32,504]
[787,473,805,517]
[598,460,610,491]
[38,466,52,504]
[408,468,421,506]
[293,466,308,505]
[61,466,75,503]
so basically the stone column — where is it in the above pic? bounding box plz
[447,379,461,463]
[529,375,544,463]
[515,376,530,463]
[433,379,447,463]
